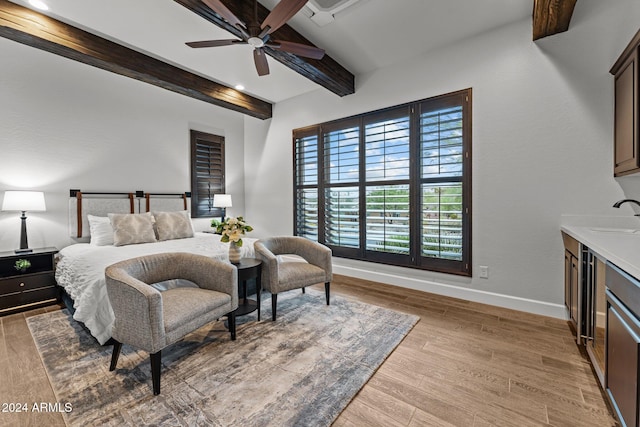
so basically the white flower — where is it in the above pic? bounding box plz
[213,216,253,245]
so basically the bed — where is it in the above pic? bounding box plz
[55,190,255,344]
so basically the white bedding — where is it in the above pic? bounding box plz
[55,232,256,344]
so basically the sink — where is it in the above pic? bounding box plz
[589,227,640,234]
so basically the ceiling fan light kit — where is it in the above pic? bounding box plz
[187,0,325,76]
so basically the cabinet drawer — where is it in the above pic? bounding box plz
[0,273,56,296]
[0,287,58,311]
[607,263,640,315]
[0,254,54,278]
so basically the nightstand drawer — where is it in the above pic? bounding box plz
[0,252,55,278]
[0,273,55,295]
[0,286,58,311]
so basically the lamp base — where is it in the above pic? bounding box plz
[14,248,33,254]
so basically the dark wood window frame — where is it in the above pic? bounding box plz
[190,130,225,218]
[293,89,472,276]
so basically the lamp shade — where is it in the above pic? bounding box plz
[2,191,46,212]
[212,194,232,208]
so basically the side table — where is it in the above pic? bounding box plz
[0,247,59,316]
[232,258,262,321]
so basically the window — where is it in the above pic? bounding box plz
[293,89,471,276]
[190,130,225,218]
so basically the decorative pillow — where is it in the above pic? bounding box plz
[88,215,114,246]
[108,212,157,246]
[153,211,194,241]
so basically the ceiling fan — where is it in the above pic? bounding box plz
[186,0,325,76]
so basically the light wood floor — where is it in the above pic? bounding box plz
[0,275,617,426]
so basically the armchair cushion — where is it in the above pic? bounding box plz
[162,287,232,343]
[277,262,326,292]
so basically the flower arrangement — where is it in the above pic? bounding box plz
[211,216,253,246]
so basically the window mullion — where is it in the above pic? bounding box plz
[317,127,326,244]
[409,104,420,265]
[358,118,366,256]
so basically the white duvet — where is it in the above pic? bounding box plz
[55,232,256,344]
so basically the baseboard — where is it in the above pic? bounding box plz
[333,264,567,319]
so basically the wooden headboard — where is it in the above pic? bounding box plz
[142,192,189,213]
[69,190,191,238]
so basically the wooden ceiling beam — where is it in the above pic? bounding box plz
[0,0,272,119]
[532,0,577,41]
[173,0,355,97]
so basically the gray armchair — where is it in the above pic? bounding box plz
[105,252,238,395]
[254,236,332,321]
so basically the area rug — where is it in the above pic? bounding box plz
[27,289,418,426]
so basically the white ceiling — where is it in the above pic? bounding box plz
[9,0,533,103]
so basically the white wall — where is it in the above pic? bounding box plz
[0,37,246,252]
[245,0,640,317]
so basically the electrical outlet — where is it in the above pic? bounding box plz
[479,266,489,279]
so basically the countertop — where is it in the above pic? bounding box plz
[561,224,640,280]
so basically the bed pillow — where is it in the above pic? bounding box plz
[88,215,114,246]
[108,212,157,246]
[153,210,194,241]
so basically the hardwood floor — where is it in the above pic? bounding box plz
[0,275,617,426]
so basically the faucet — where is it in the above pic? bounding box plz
[613,199,640,216]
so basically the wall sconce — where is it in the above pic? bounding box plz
[212,194,232,222]
[2,191,46,253]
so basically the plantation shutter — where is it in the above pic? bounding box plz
[322,121,360,252]
[364,109,411,256]
[294,131,319,240]
[419,97,466,265]
[190,130,225,218]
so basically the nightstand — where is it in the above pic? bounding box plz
[0,247,59,315]
[233,258,262,321]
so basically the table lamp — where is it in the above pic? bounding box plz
[213,194,232,222]
[2,191,46,253]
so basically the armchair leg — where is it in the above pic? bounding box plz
[109,340,122,371]
[228,312,237,341]
[325,282,330,305]
[272,293,278,321]
[151,351,162,395]
[256,273,262,321]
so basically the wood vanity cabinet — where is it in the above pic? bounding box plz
[561,233,607,386]
[611,29,640,176]
[605,263,640,427]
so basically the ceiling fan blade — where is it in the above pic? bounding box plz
[260,0,308,35]
[271,40,325,59]
[186,39,244,48]
[253,48,270,76]
[202,0,246,29]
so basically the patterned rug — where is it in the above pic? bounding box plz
[27,289,418,426]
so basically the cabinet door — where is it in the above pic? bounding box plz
[614,50,638,176]
[586,257,607,385]
[606,301,640,427]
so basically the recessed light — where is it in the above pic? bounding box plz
[29,0,49,10]
[235,84,245,91]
